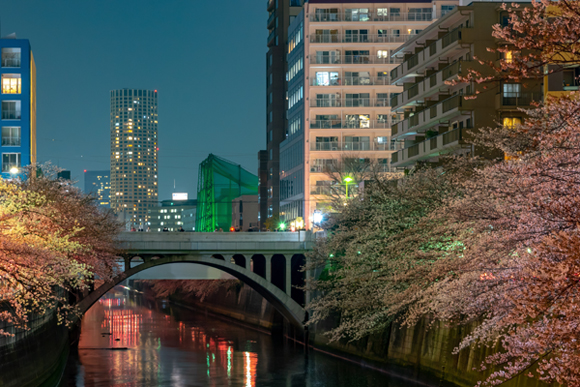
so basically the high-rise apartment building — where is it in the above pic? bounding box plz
[265,0,306,222]
[0,34,36,178]
[389,2,541,169]
[84,170,111,208]
[280,0,459,228]
[110,89,158,228]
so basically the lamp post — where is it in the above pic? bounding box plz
[343,176,353,198]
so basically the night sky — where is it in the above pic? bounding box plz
[0,0,266,200]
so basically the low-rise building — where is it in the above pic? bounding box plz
[231,195,259,231]
[0,34,36,178]
[84,170,110,208]
[148,198,196,232]
[182,207,197,231]
[389,2,542,169]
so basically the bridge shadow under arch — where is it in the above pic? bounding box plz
[77,254,306,329]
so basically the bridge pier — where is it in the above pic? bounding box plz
[264,255,272,282]
[285,258,292,296]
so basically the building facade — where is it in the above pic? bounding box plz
[266,0,306,223]
[0,35,36,178]
[257,150,268,229]
[110,89,158,228]
[148,199,197,232]
[232,195,260,231]
[84,170,111,208]
[280,0,459,228]
[389,2,541,169]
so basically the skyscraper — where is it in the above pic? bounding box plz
[265,0,306,222]
[84,170,111,208]
[0,34,36,178]
[110,89,158,228]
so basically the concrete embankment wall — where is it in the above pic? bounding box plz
[182,282,550,387]
[0,314,69,387]
[163,282,284,333]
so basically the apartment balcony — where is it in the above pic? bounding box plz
[310,119,393,129]
[391,94,473,138]
[310,76,392,87]
[310,34,416,45]
[1,57,20,68]
[404,96,462,135]
[391,127,466,167]
[495,92,542,110]
[310,141,393,151]
[310,54,404,65]
[308,12,432,23]
[391,27,473,83]
[309,98,390,108]
[267,30,276,47]
[1,112,21,120]
[310,185,360,196]
[267,11,276,29]
[391,61,466,111]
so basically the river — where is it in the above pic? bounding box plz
[58,286,431,387]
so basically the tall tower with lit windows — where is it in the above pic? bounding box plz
[110,89,158,228]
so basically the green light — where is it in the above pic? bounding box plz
[279,222,286,230]
[329,253,334,258]
[344,176,353,198]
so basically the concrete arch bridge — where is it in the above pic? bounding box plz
[78,232,315,329]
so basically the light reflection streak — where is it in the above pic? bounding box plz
[80,293,261,387]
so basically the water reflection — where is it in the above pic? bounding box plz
[59,287,429,387]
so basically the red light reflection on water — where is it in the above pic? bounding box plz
[78,295,259,386]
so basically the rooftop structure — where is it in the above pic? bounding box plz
[196,154,259,232]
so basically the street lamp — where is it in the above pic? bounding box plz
[9,167,19,175]
[343,176,353,198]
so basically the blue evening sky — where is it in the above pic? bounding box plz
[0,0,266,200]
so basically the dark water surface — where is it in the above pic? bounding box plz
[59,288,429,387]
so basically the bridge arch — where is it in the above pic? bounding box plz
[78,254,306,329]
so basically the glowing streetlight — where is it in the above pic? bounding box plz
[279,222,286,231]
[343,176,353,198]
[9,167,19,175]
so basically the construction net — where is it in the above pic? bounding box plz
[195,154,259,232]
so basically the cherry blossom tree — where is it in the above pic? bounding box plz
[458,0,580,89]
[0,165,121,335]
[146,280,242,302]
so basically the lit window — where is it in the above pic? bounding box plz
[1,74,21,94]
[505,51,513,64]
[503,117,521,129]
[2,152,20,172]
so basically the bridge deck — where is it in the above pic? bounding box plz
[118,231,314,255]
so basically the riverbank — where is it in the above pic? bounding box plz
[0,314,69,387]
[175,282,551,387]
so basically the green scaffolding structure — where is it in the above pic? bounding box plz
[196,154,259,232]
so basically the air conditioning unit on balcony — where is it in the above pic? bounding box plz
[310,167,317,172]
[331,147,338,150]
